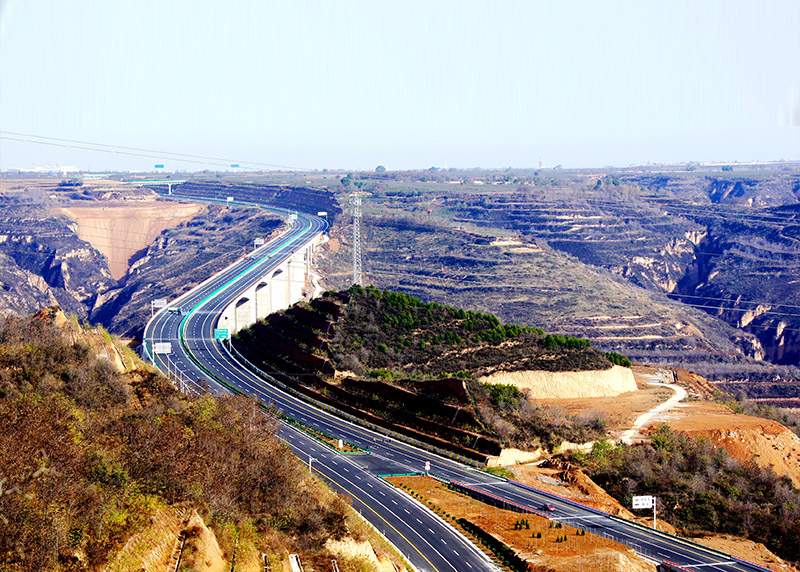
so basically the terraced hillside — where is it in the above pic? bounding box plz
[318,208,759,363]
[233,287,614,458]
[314,168,800,402]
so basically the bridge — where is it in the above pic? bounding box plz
[143,196,777,572]
[218,240,316,334]
[123,178,187,194]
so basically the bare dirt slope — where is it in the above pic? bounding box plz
[60,200,205,280]
[654,401,800,489]
[481,364,637,399]
[536,382,676,435]
[180,511,227,572]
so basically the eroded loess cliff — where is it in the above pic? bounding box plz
[0,179,316,338]
[479,365,637,399]
[59,200,205,281]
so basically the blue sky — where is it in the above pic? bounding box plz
[1,0,798,171]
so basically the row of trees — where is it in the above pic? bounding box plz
[339,285,623,377]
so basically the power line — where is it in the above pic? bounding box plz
[667,293,800,310]
[1,135,233,168]
[0,131,307,171]
[673,302,800,319]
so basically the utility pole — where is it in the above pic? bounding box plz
[653,496,657,530]
[350,193,363,285]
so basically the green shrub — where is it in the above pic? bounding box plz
[604,351,632,367]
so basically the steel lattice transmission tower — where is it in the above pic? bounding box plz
[350,193,363,285]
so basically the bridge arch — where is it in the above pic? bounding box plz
[269,269,287,313]
[255,281,269,319]
[235,297,251,332]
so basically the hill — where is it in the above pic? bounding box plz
[233,286,626,458]
[0,311,399,572]
[310,167,800,404]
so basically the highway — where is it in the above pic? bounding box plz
[143,197,774,572]
[144,202,498,572]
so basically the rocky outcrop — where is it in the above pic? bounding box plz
[0,217,116,319]
[479,365,637,399]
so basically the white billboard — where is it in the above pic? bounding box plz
[153,298,167,308]
[154,342,172,354]
[632,495,654,509]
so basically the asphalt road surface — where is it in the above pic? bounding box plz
[143,197,774,572]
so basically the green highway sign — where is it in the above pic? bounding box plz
[214,328,229,340]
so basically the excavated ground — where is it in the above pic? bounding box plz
[59,200,205,280]
[502,363,800,571]
[649,401,800,489]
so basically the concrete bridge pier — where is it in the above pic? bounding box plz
[219,244,317,335]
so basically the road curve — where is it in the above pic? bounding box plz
[143,196,775,572]
[143,199,497,572]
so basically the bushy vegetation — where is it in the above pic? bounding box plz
[335,285,612,376]
[485,383,523,409]
[570,425,800,562]
[476,382,607,450]
[543,334,590,349]
[604,351,632,368]
[715,391,800,437]
[0,315,348,571]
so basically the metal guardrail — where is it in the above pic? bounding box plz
[608,514,733,561]
[448,481,550,519]
[224,339,487,468]
[507,478,611,518]
[492,478,775,571]
[660,561,697,572]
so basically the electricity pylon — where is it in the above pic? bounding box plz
[350,193,363,285]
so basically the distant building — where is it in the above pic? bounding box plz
[13,165,82,176]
